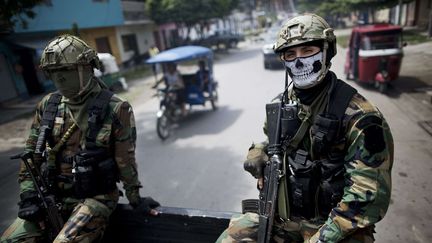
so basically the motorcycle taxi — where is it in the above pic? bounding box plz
[344,23,405,93]
[146,45,219,140]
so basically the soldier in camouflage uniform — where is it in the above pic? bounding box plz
[217,14,393,243]
[1,35,159,243]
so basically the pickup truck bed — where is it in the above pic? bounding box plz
[102,205,236,243]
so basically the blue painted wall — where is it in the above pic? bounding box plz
[0,42,29,97]
[14,0,124,33]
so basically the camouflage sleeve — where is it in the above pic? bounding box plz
[112,101,142,205]
[311,112,394,242]
[19,95,50,194]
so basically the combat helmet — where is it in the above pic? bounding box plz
[273,14,336,61]
[40,34,101,71]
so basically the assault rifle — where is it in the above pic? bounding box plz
[11,152,64,241]
[257,102,283,243]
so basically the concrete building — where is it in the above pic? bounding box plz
[375,0,431,28]
[116,0,156,66]
[0,0,157,103]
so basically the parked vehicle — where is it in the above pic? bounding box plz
[146,45,219,140]
[193,31,245,50]
[262,27,284,69]
[94,53,128,92]
[344,23,405,93]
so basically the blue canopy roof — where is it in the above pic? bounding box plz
[146,45,212,64]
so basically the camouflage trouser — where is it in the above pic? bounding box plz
[215,213,375,243]
[1,198,115,243]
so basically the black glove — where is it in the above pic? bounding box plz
[243,145,268,179]
[131,197,160,214]
[18,191,43,222]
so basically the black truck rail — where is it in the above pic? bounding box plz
[103,205,235,243]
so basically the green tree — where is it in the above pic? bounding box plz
[0,0,44,33]
[145,0,170,24]
[298,0,413,16]
[146,0,239,39]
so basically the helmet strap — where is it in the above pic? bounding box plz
[78,65,84,91]
[77,65,94,96]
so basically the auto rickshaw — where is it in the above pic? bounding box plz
[146,45,219,140]
[344,23,405,93]
[94,53,128,92]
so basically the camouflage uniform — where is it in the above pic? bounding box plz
[217,82,393,243]
[1,88,141,243]
[1,35,142,243]
[217,14,393,243]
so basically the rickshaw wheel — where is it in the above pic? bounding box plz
[156,114,171,140]
[210,90,219,111]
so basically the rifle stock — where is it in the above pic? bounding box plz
[12,152,63,240]
[257,102,284,243]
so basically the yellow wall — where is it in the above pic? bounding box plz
[79,27,122,64]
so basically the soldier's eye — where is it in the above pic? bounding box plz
[283,52,296,61]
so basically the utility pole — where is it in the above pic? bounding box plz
[249,0,255,29]
[429,4,432,38]
[398,0,403,25]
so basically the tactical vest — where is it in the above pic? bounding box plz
[38,90,119,199]
[278,78,357,220]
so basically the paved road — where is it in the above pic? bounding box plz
[1,42,431,243]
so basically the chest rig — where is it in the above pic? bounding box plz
[279,79,357,219]
[37,90,119,199]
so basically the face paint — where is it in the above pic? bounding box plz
[285,51,326,89]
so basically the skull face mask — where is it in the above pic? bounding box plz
[285,51,327,89]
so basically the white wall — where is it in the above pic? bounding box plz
[116,24,156,63]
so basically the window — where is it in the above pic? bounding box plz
[95,37,112,54]
[361,32,402,50]
[122,34,138,53]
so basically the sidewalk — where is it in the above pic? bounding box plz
[0,94,42,124]
[336,27,432,133]
[395,41,432,94]
[392,41,432,134]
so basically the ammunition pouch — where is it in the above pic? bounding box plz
[311,114,340,155]
[72,149,118,199]
[284,79,357,219]
[287,150,346,219]
[280,102,301,150]
[318,157,346,215]
[287,150,320,219]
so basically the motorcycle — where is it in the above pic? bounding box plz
[147,46,219,140]
[155,87,185,140]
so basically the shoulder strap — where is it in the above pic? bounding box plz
[327,79,357,121]
[86,89,114,149]
[309,78,357,160]
[40,93,62,127]
[35,93,62,153]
